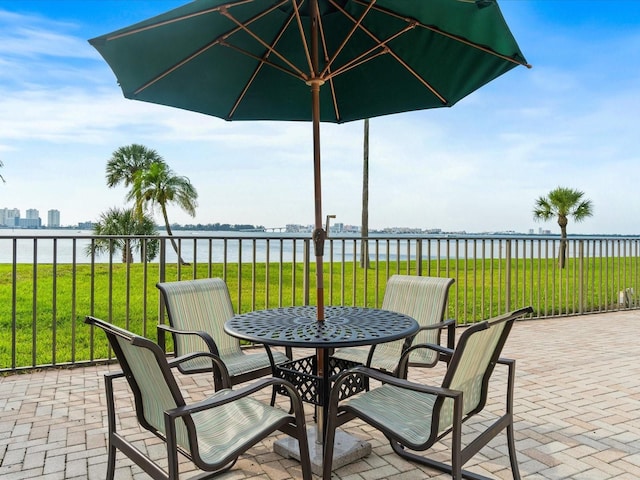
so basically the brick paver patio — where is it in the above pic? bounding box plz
[1,311,639,479]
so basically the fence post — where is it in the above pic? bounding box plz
[416,239,423,276]
[157,238,167,351]
[579,240,584,314]
[505,239,511,312]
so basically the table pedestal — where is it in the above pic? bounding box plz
[274,426,371,476]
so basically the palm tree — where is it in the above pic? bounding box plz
[87,207,159,263]
[106,144,166,208]
[533,187,593,268]
[129,161,198,264]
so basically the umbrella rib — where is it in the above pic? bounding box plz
[104,0,254,41]
[324,3,448,104]
[315,2,340,121]
[221,42,306,81]
[291,0,314,77]
[329,49,388,80]
[220,4,309,81]
[131,0,294,96]
[133,39,221,96]
[228,6,301,119]
[319,0,376,79]
[325,21,412,80]
[353,0,531,68]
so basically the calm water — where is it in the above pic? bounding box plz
[0,229,635,264]
[0,229,308,264]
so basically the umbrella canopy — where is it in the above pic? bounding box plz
[90,0,529,319]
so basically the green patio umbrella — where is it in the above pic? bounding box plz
[89,0,529,321]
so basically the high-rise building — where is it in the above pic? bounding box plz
[48,209,61,228]
[0,208,20,227]
[26,208,39,219]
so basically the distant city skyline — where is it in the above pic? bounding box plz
[0,206,60,228]
[0,206,573,237]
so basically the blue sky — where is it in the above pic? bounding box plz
[1,1,639,234]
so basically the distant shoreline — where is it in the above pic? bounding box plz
[1,226,639,239]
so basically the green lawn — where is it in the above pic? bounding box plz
[1,256,638,369]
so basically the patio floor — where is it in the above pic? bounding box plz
[1,310,639,479]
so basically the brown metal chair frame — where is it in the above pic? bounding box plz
[323,306,533,480]
[85,316,311,480]
[156,279,292,391]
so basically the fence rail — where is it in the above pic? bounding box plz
[1,232,639,372]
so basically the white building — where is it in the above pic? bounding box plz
[0,208,20,227]
[48,209,61,228]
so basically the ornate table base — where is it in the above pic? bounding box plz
[274,427,371,476]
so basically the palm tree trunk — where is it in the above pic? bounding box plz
[161,204,187,265]
[559,222,568,269]
[360,118,370,269]
[121,240,133,263]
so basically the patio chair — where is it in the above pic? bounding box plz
[85,316,311,480]
[323,306,533,480]
[332,275,455,376]
[157,278,290,390]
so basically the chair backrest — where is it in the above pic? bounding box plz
[434,306,532,434]
[157,278,240,358]
[85,316,194,452]
[380,275,454,363]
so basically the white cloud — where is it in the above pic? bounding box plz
[1,4,640,234]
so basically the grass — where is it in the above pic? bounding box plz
[1,255,638,370]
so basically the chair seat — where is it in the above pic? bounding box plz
[331,346,401,373]
[178,348,289,376]
[192,389,291,463]
[344,385,437,446]
[332,275,454,375]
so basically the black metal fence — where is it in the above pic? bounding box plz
[2,232,639,372]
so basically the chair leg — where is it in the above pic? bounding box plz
[106,442,116,480]
[451,423,462,480]
[105,374,118,480]
[322,420,337,480]
[507,422,521,480]
[296,423,312,480]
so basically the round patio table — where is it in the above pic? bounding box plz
[225,305,418,473]
[225,305,419,349]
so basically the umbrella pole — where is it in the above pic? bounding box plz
[309,0,324,324]
[311,78,327,444]
[309,0,328,445]
[311,78,325,323]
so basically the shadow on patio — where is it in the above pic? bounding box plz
[1,311,639,479]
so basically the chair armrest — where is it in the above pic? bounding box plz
[397,342,452,376]
[166,377,305,418]
[167,351,232,389]
[497,356,515,366]
[417,318,456,349]
[104,370,126,381]
[330,366,461,403]
[417,318,456,331]
[496,357,517,414]
[157,324,220,356]
[404,342,453,357]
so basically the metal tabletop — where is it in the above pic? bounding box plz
[224,305,419,349]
